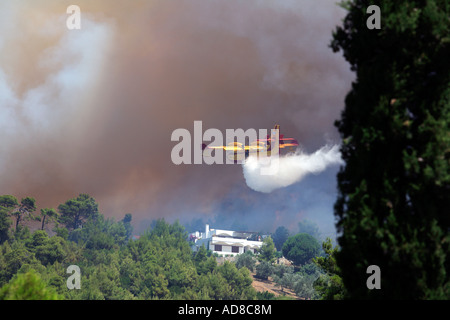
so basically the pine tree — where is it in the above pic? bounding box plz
[332,0,450,299]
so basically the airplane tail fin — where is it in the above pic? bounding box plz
[271,124,280,140]
[266,124,280,152]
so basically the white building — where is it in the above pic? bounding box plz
[190,224,263,256]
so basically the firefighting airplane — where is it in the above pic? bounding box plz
[202,124,299,162]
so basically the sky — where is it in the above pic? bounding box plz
[0,0,354,237]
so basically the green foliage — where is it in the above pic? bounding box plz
[0,196,38,230]
[332,0,450,299]
[35,236,67,266]
[0,270,61,300]
[282,233,320,266]
[0,208,12,244]
[272,226,290,251]
[235,250,256,272]
[255,261,273,280]
[121,213,133,240]
[193,246,217,275]
[0,195,19,209]
[271,263,322,299]
[1,241,37,285]
[14,197,37,229]
[39,208,58,231]
[258,236,276,263]
[256,290,276,300]
[313,238,346,300]
[53,226,69,240]
[58,193,99,231]
[0,195,18,244]
[13,225,32,242]
[69,214,130,250]
[213,261,256,299]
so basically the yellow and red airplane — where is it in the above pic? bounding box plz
[202,124,299,162]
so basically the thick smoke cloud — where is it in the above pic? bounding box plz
[0,0,353,233]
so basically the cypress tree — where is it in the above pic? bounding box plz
[332,0,450,299]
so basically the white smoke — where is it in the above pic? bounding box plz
[242,144,343,193]
[0,12,114,177]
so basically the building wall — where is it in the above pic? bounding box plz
[209,242,260,256]
[210,244,244,256]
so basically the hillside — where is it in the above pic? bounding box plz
[251,273,299,300]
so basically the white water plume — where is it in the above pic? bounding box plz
[243,144,343,193]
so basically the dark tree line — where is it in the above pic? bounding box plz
[332,0,450,299]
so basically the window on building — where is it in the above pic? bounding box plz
[215,245,222,252]
[232,246,239,253]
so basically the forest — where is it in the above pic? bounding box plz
[0,193,340,300]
